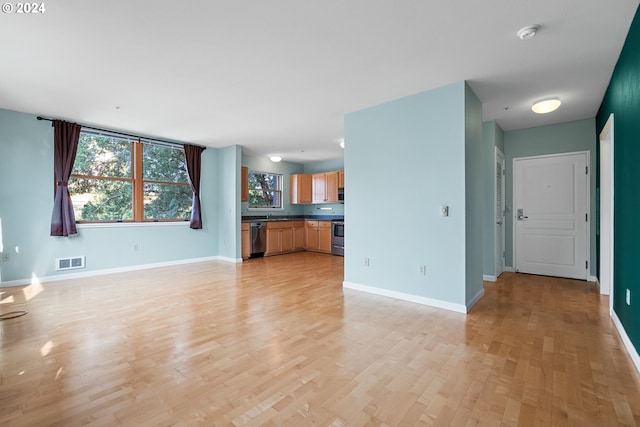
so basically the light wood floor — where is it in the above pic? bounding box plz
[1,252,639,426]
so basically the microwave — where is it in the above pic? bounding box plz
[338,187,344,203]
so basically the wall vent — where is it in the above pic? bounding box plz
[56,256,85,271]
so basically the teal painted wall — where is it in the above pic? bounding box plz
[481,121,504,277]
[596,6,640,355]
[0,108,219,284]
[503,119,597,276]
[464,83,484,305]
[217,145,241,260]
[344,81,473,306]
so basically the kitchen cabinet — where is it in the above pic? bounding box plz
[241,166,249,202]
[241,223,250,259]
[312,172,339,204]
[265,221,294,256]
[290,174,312,204]
[293,221,305,250]
[338,170,344,188]
[305,220,332,253]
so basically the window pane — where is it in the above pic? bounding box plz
[248,172,280,190]
[248,190,281,209]
[143,144,188,183]
[69,177,133,221]
[73,133,132,178]
[144,183,192,220]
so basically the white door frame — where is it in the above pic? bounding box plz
[512,151,590,280]
[495,147,505,278]
[599,114,614,301]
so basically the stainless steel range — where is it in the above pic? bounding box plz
[331,220,344,256]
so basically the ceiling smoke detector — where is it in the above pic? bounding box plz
[517,25,539,40]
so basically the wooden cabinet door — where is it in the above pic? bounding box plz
[241,166,249,202]
[338,171,344,188]
[242,224,250,259]
[293,223,305,250]
[305,222,319,249]
[290,174,312,204]
[265,229,280,255]
[326,172,338,203]
[312,173,327,203]
[318,221,332,253]
[281,227,293,252]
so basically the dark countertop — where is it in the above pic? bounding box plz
[242,215,344,223]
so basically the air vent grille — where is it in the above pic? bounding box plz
[56,256,85,271]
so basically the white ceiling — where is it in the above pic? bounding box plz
[1,1,638,162]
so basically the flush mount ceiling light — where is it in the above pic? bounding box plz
[517,25,539,40]
[531,98,561,114]
[339,139,345,149]
[269,155,282,162]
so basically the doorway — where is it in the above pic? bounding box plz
[599,114,614,298]
[495,147,505,278]
[513,151,590,280]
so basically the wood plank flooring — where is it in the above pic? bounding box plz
[1,252,639,426]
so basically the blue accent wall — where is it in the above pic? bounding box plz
[596,5,640,356]
[344,81,483,308]
[0,108,220,284]
[217,145,241,260]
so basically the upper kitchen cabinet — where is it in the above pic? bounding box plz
[241,166,248,202]
[290,174,312,204]
[338,171,344,188]
[312,171,338,204]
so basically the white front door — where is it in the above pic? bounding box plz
[514,152,589,280]
[495,148,505,278]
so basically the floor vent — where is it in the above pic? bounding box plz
[56,256,85,271]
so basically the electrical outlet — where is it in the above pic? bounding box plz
[626,289,631,305]
[133,244,139,252]
[419,265,426,275]
[364,257,370,267]
[2,253,10,262]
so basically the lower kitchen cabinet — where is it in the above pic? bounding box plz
[305,220,332,253]
[293,221,305,251]
[265,222,294,256]
[241,223,250,259]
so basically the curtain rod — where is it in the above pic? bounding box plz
[36,116,205,149]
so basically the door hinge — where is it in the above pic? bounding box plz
[586,261,589,269]
[586,166,589,174]
[586,213,588,221]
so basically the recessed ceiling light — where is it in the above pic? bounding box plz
[269,155,282,162]
[517,25,539,40]
[531,98,561,114]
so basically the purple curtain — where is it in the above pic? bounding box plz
[50,120,81,236]
[184,144,205,229]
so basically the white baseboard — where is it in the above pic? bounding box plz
[483,275,497,282]
[218,256,242,264]
[504,266,515,272]
[343,281,469,314]
[611,308,640,375]
[466,288,485,311]
[0,256,227,288]
[588,275,598,283]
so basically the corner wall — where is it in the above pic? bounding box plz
[344,81,480,311]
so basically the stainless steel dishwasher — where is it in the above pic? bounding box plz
[250,221,267,257]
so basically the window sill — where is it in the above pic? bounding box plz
[77,222,190,229]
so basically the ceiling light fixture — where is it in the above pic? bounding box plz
[517,25,539,41]
[269,155,282,162]
[339,139,345,149]
[531,98,561,114]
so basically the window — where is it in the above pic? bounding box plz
[68,131,192,222]
[248,171,282,209]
